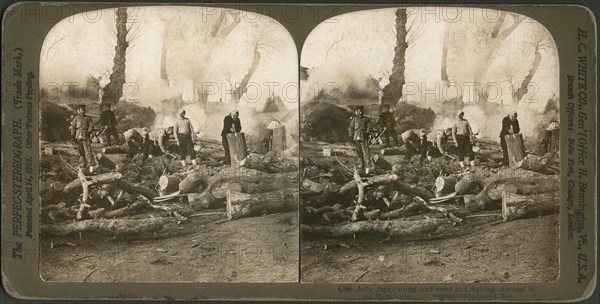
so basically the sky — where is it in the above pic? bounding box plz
[40,6,299,110]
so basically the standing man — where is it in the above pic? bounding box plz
[348,106,373,172]
[399,129,422,161]
[375,104,399,147]
[452,109,476,169]
[70,105,97,172]
[500,111,520,166]
[98,103,119,146]
[174,109,197,166]
[221,109,242,165]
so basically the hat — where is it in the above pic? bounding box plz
[141,127,149,135]
[419,129,427,136]
[456,109,464,115]
[77,104,86,110]
[178,108,186,115]
[355,106,364,112]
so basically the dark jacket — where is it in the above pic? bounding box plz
[221,115,242,136]
[500,116,520,137]
[348,116,371,141]
[99,110,117,128]
[376,112,396,130]
[71,114,94,140]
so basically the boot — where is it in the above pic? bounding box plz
[191,159,198,165]
[470,160,476,167]
[459,161,466,171]
[180,160,187,167]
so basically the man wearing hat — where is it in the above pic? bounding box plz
[70,104,97,172]
[348,106,373,172]
[499,111,520,166]
[174,109,197,166]
[374,104,399,147]
[221,109,242,165]
[123,127,151,163]
[97,103,119,146]
[452,109,476,169]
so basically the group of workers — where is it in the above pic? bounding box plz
[70,103,242,172]
[348,105,520,172]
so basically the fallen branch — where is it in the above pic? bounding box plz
[42,218,168,236]
[301,218,451,238]
[338,173,399,194]
[502,191,559,221]
[226,189,298,220]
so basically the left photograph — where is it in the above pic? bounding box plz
[39,6,299,282]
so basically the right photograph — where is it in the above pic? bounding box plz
[300,7,560,283]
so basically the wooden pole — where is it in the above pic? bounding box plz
[226,132,248,168]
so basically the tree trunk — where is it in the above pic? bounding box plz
[517,154,559,175]
[505,134,526,168]
[63,172,123,194]
[41,218,167,236]
[381,8,407,106]
[435,175,459,196]
[463,178,518,211]
[301,218,450,238]
[96,153,116,170]
[102,144,128,154]
[158,174,184,193]
[338,173,399,194]
[549,129,559,153]
[515,49,542,101]
[454,170,494,195]
[101,7,129,107]
[226,189,298,220]
[232,48,261,102]
[380,147,402,155]
[187,179,242,210]
[372,154,393,170]
[271,125,287,152]
[178,171,206,194]
[226,132,248,167]
[502,191,559,221]
[117,180,158,199]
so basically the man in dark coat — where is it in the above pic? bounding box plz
[348,106,373,172]
[375,104,399,147]
[221,109,242,165]
[500,111,520,166]
[98,103,119,146]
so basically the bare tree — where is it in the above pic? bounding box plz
[514,26,555,101]
[101,8,134,107]
[380,8,408,106]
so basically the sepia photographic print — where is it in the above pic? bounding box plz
[300,7,561,284]
[37,6,299,283]
[1,2,597,301]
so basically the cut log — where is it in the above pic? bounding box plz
[96,153,116,170]
[90,200,149,219]
[226,189,298,220]
[226,132,248,168]
[517,155,559,175]
[331,148,357,158]
[502,191,559,221]
[76,169,91,221]
[158,174,184,193]
[41,218,168,236]
[549,129,559,153]
[505,134,526,168]
[117,180,158,199]
[53,146,80,156]
[271,125,287,152]
[381,147,402,155]
[102,144,128,154]
[372,154,393,171]
[301,218,450,238]
[379,199,424,220]
[240,153,298,173]
[454,170,494,195]
[178,172,206,194]
[338,173,399,194]
[187,179,241,210]
[63,172,124,194]
[435,176,459,196]
[351,170,367,221]
[390,180,435,201]
[463,178,518,211]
